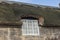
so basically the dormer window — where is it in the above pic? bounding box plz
[21,17,40,36]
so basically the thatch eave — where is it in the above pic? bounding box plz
[0,21,22,26]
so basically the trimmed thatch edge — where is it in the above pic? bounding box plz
[0,21,22,26]
[41,24,60,27]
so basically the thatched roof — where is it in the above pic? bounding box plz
[0,1,60,26]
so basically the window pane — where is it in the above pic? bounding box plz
[21,19,40,36]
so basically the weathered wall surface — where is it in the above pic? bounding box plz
[0,28,8,40]
[0,26,60,40]
[40,27,60,40]
[0,26,22,40]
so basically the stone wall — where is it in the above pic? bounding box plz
[40,27,60,40]
[0,26,22,40]
[0,26,60,40]
[0,28,8,40]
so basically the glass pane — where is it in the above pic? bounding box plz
[21,19,40,36]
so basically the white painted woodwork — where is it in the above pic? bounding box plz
[21,19,40,36]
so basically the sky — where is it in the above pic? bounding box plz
[9,0,60,7]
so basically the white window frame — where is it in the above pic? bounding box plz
[21,19,40,36]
